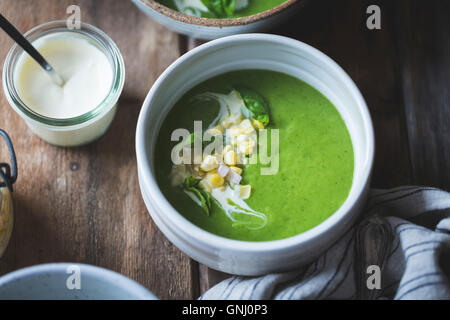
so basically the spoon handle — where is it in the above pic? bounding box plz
[0,14,64,85]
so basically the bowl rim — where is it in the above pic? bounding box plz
[0,263,157,299]
[136,33,374,253]
[136,0,303,27]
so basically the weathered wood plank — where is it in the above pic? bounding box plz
[0,0,197,299]
[394,0,450,190]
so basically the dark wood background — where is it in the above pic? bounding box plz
[0,0,448,299]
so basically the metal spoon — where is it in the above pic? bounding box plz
[0,14,64,86]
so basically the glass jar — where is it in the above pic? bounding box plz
[0,129,16,258]
[2,21,125,147]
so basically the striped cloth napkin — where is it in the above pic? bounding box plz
[201,187,450,300]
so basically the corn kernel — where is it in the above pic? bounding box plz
[229,166,243,175]
[237,135,256,154]
[239,185,252,199]
[223,145,233,154]
[224,150,237,166]
[220,119,232,129]
[214,153,223,163]
[206,125,224,136]
[229,113,243,124]
[221,113,243,128]
[200,155,219,172]
[236,134,256,146]
[252,119,264,130]
[228,126,243,137]
[207,173,225,188]
[240,119,255,134]
[238,142,256,155]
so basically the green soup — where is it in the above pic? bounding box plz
[157,0,287,18]
[155,70,354,241]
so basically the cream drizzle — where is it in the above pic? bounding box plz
[212,186,267,230]
[193,91,244,129]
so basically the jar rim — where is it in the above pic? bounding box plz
[2,20,125,127]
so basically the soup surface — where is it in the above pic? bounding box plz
[157,0,287,18]
[155,70,354,241]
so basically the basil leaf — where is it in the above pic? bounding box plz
[200,188,212,212]
[184,175,200,188]
[183,176,212,215]
[188,187,211,215]
[200,0,235,18]
[222,0,235,16]
[235,86,270,126]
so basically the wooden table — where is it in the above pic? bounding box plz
[0,0,448,299]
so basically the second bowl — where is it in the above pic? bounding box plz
[132,0,308,39]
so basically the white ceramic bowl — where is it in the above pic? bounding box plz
[131,0,308,40]
[0,263,157,300]
[136,34,374,276]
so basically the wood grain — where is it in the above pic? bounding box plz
[0,0,198,299]
[394,0,450,190]
[0,0,448,299]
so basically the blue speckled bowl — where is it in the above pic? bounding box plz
[0,263,157,300]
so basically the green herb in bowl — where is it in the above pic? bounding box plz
[157,0,288,18]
